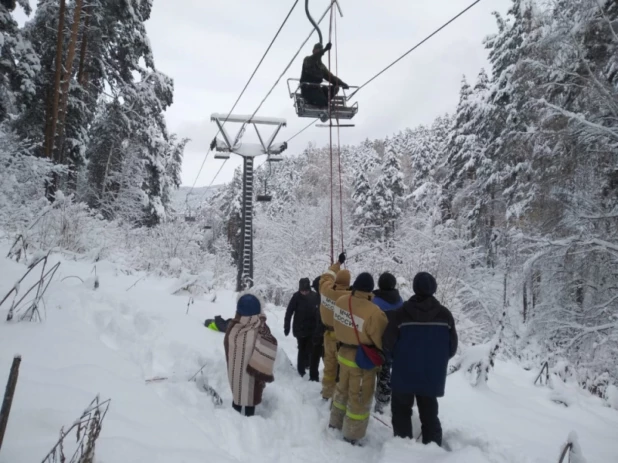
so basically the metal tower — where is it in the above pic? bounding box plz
[210,114,287,291]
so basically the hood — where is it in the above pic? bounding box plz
[404,295,441,321]
[335,269,351,287]
[373,288,402,305]
[312,276,320,292]
[299,278,311,292]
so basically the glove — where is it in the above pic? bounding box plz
[324,42,332,52]
[284,327,290,337]
[340,82,349,90]
[338,252,346,264]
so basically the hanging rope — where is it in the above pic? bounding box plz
[327,5,335,263]
[196,1,337,204]
[334,12,344,255]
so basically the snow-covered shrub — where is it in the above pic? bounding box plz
[0,128,59,231]
[605,385,618,410]
[127,220,210,276]
[550,360,577,385]
[580,371,612,400]
[29,192,118,257]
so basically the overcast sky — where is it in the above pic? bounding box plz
[19,0,513,187]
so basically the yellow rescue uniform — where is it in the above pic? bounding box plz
[329,290,388,442]
[319,263,351,399]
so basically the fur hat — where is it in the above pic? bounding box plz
[353,272,374,293]
[413,272,437,297]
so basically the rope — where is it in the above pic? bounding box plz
[327,4,335,263]
[185,0,300,199]
[348,0,482,99]
[334,12,344,254]
[248,0,336,123]
[195,1,337,203]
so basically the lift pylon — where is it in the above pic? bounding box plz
[209,114,288,291]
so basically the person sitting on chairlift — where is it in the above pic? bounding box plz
[300,42,349,109]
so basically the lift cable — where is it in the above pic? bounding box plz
[185,0,301,200]
[248,0,337,124]
[348,0,482,100]
[197,1,338,204]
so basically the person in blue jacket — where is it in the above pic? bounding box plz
[372,272,403,414]
[382,272,458,447]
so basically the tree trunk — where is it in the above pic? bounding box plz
[77,6,90,87]
[43,0,67,160]
[56,0,84,165]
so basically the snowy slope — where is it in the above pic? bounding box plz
[0,248,617,463]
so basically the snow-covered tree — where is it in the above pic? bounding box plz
[373,146,405,242]
[0,0,38,123]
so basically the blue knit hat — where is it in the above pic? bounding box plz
[413,272,437,297]
[236,294,262,316]
[353,272,374,293]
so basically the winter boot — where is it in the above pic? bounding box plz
[344,437,362,447]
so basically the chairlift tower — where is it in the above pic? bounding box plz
[210,114,287,291]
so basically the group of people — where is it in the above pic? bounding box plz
[220,41,457,445]
[222,252,458,447]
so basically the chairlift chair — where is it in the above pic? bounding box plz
[287,79,358,124]
[257,163,273,203]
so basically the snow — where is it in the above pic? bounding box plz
[1,246,618,463]
[210,114,287,126]
[607,385,618,410]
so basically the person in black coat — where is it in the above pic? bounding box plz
[382,272,458,447]
[285,278,321,380]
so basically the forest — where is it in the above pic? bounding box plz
[1,0,616,405]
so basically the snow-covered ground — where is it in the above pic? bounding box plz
[0,248,617,463]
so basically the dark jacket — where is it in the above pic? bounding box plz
[383,295,458,397]
[204,315,231,332]
[284,291,320,338]
[301,53,343,86]
[372,289,404,312]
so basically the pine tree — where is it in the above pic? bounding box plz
[85,100,134,221]
[373,147,405,242]
[0,0,39,124]
[214,167,244,289]
[351,170,374,242]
